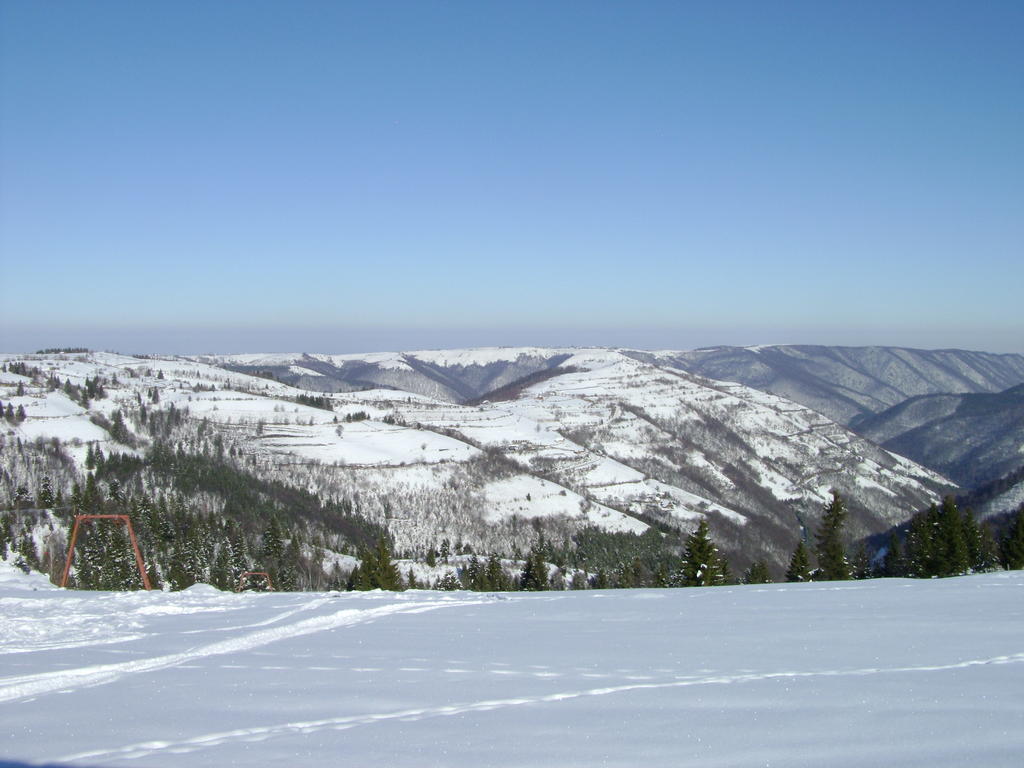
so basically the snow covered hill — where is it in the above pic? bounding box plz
[1,348,949,571]
[855,384,1024,490]
[3,568,1022,767]
[634,345,1024,426]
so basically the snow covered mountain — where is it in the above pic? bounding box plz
[1,348,950,572]
[632,345,1024,426]
[205,348,575,403]
[855,384,1024,490]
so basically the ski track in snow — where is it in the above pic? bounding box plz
[57,651,1024,764]
[0,599,484,705]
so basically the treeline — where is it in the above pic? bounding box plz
[2,472,340,592]
[6,445,1024,593]
[780,491,1023,584]
[295,393,333,411]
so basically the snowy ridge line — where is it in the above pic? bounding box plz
[55,651,1024,764]
[0,598,487,704]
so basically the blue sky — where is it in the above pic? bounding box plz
[1,1,1021,354]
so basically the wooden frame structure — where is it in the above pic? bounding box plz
[236,571,275,592]
[60,514,153,590]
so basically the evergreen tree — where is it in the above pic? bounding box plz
[520,543,550,591]
[436,572,461,591]
[1002,505,1024,570]
[16,531,40,572]
[354,536,402,590]
[615,561,635,588]
[785,540,812,582]
[327,563,347,591]
[976,523,1001,572]
[936,496,968,576]
[226,522,249,581]
[210,540,234,590]
[653,563,670,587]
[485,553,508,591]
[166,539,196,590]
[36,476,55,509]
[681,519,725,586]
[109,410,131,445]
[850,542,872,580]
[260,516,285,581]
[0,514,11,560]
[882,532,905,577]
[278,538,301,591]
[961,507,983,572]
[904,511,933,577]
[815,491,851,581]
[742,560,772,584]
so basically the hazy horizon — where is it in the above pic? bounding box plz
[2,323,1022,357]
[2,2,1021,353]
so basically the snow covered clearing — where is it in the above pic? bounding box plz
[2,567,1022,767]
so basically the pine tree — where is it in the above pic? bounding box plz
[653,563,670,587]
[0,514,11,560]
[278,539,301,591]
[436,572,461,591]
[1002,505,1024,570]
[936,496,968,576]
[815,491,851,581]
[785,540,812,582]
[961,507,983,572]
[615,561,635,588]
[210,540,234,590]
[850,542,872,579]
[226,523,249,581]
[485,553,507,591]
[681,519,725,586]
[36,477,55,509]
[882,532,905,577]
[976,522,1001,572]
[742,560,772,584]
[260,517,285,580]
[354,537,401,590]
[904,512,933,577]
[520,544,550,591]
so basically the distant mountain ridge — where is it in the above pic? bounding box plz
[855,384,1024,490]
[630,345,1024,426]
[208,349,574,404]
[208,346,1024,429]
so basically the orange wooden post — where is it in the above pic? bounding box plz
[60,515,86,588]
[60,514,153,590]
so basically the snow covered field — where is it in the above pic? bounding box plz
[2,567,1022,767]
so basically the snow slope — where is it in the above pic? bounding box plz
[2,572,1022,767]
